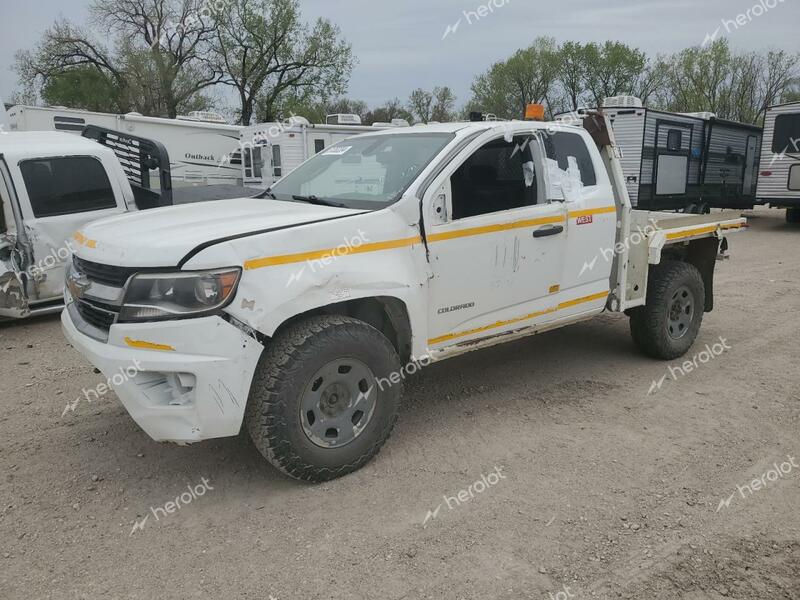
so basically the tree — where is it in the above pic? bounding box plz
[408,88,433,123]
[15,0,221,117]
[431,86,457,122]
[40,66,121,112]
[469,37,561,119]
[558,41,589,110]
[272,95,367,123]
[363,99,413,125]
[657,40,799,124]
[213,0,354,124]
[582,41,647,106]
[407,87,457,123]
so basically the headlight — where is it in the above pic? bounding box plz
[118,268,241,323]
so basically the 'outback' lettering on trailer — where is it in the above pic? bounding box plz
[438,302,476,315]
[185,153,216,161]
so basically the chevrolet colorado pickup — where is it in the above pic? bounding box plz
[61,110,746,482]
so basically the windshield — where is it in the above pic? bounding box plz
[270,133,455,210]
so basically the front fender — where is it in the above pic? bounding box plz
[182,210,431,358]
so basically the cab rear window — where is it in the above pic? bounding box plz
[20,156,117,218]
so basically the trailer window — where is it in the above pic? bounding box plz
[450,136,538,220]
[272,145,282,178]
[667,130,683,151]
[53,116,86,132]
[314,140,326,154]
[19,157,117,218]
[772,114,800,154]
[790,165,800,191]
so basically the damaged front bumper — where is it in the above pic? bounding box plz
[61,306,263,443]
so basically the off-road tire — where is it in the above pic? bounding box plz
[245,315,402,482]
[786,208,800,224]
[629,261,706,360]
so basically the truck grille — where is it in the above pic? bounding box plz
[73,256,140,288]
[76,299,119,331]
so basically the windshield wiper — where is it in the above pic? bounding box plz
[292,194,347,208]
[258,188,277,199]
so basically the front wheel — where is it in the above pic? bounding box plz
[245,315,403,482]
[629,261,706,360]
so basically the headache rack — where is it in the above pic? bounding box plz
[82,125,173,209]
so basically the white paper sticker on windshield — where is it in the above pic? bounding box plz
[322,145,352,156]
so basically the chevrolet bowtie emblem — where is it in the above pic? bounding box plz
[67,272,91,300]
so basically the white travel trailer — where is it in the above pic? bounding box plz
[7,105,243,187]
[756,102,800,223]
[238,115,408,188]
[559,97,763,213]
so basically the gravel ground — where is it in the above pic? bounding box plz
[1,206,798,600]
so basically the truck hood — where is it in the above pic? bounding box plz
[74,198,367,267]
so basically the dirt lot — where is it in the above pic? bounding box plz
[1,207,798,600]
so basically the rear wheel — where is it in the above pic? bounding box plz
[245,315,402,482]
[629,261,706,360]
[786,208,800,224]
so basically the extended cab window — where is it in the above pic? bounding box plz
[451,136,538,220]
[20,157,116,218]
[543,131,597,198]
[772,113,800,154]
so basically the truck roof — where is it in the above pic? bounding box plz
[0,131,113,162]
[347,120,580,138]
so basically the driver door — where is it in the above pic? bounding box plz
[424,131,568,349]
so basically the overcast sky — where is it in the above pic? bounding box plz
[2,0,798,109]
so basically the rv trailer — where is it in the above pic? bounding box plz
[756,101,800,223]
[558,97,763,213]
[7,105,243,187]
[238,115,406,188]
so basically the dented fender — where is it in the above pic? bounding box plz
[179,207,432,357]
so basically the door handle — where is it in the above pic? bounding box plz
[533,225,564,238]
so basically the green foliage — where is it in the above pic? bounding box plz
[215,0,355,124]
[407,87,457,123]
[467,38,798,125]
[469,37,561,119]
[41,66,120,112]
[363,99,414,126]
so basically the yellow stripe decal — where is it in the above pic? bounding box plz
[427,215,565,243]
[244,236,422,271]
[665,221,745,241]
[568,206,617,219]
[73,231,97,249]
[124,337,176,352]
[242,207,618,270]
[428,291,609,346]
[666,225,720,240]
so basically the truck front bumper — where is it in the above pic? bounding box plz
[61,306,263,443]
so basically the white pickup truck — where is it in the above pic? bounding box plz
[0,127,259,319]
[61,110,746,482]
